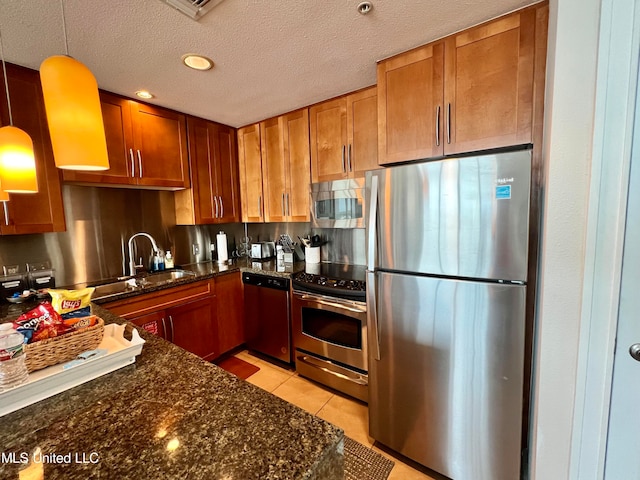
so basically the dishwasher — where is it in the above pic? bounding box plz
[242,272,292,364]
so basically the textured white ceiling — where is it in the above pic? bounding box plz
[0,0,537,128]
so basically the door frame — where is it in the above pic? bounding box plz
[569,0,640,478]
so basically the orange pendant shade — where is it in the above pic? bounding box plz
[40,55,109,171]
[0,125,38,193]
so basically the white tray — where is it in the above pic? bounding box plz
[0,324,145,417]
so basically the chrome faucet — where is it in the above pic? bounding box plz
[127,232,160,276]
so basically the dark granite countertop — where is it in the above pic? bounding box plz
[0,304,344,479]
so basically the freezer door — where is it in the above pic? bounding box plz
[368,272,526,480]
[367,149,531,281]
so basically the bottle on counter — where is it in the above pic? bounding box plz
[0,323,28,391]
[165,251,174,269]
[150,250,165,272]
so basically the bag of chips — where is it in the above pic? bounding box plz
[13,302,67,343]
[48,288,95,319]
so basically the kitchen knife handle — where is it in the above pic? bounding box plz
[347,144,352,172]
[446,103,451,144]
[341,145,346,173]
[137,150,143,178]
[214,195,219,218]
[129,149,135,177]
[435,105,441,146]
[367,271,380,361]
[219,196,224,218]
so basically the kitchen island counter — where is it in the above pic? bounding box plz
[0,304,344,479]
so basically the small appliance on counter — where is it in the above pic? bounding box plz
[26,262,56,291]
[0,268,28,302]
[251,241,275,260]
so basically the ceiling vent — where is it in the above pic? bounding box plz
[160,0,225,20]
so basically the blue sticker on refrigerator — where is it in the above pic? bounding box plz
[496,185,512,199]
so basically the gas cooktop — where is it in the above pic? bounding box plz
[292,263,366,301]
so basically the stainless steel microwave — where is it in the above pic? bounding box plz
[310,178,365,228]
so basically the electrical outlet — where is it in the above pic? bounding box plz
[210,243,216,252]
[192,243,200,255]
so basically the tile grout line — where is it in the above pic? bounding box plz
[313,393,334,415]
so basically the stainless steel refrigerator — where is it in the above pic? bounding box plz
[365,149,531,480]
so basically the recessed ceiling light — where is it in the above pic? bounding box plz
[135,90,154,99]
[357,1,373,14]
[181,54,214,71]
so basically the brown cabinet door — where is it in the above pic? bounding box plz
[0,64,65,235]
[130,310,168,340]
[167,297,218,361]
[283,109,311,222]
[260,117,286,223]
[377,42,445,165]
[237,124,264,222]
[213,124,241,223]
[310,98,348,182]
[62,92,135,185]
[444,10,535,154]
[216,272,244,355]
[131,103,189,188]
[181,117,216,223]
[346,87,378,177]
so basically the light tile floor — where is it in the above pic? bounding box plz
[235,350,436,480]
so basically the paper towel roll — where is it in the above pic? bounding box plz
[216,231,228,263]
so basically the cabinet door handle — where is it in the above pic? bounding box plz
[214,195,219,218]
[136,150,143,178]
[347,144,352,172]
[168,315,175,342]
[446,103,451,145]
[282,192,286,216]
[161,317,168,340]
[258,195,262,217]
[219,196,224,218]
[129,149,135,177]
[435,106,441,147]
[341,145,346,173]
[3,202,9,226]
[285,193,290,217]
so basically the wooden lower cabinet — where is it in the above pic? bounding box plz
[216,272,244,353]
[103,275,245,361]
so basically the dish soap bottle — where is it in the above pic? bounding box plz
[165,251,174,269]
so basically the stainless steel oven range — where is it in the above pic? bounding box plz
[291,264,368,402]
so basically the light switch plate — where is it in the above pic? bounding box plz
[192,243,200,255]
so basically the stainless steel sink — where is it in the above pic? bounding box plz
[91,269,197,300]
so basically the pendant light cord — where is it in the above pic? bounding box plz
[60,0,70,56]
[0,28,14,126]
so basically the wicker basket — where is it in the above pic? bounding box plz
[24,317,105,373]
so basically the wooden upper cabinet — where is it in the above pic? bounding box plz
[261,110,311,223]
[237,124,264,222]
[377,6,540,164]
[346,86,379,177]
[131,102,189,188]
[62,92,134,185]
[311,89,378,181]
[444,9,535,154]
[175,118,240,225]
[282,109,311,222]
[0,63,65,235]
[310,98,347,182]
[377,43,444,165]
[63,93,189,189]
[261,117,286,222]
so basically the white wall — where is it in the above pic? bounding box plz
[530,0,602,478]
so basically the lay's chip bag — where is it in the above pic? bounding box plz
[48,288,95,319]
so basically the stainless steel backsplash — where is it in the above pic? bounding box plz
[0,185,365,287]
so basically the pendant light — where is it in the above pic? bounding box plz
[0,29,38,193]
[40,0,109,171]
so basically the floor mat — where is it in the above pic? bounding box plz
[344,436,395,480]
[215,356,260,380]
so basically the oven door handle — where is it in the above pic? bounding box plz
[298,294,366,313]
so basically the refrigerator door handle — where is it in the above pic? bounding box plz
[367,271,380,361]
[367,175,379,271]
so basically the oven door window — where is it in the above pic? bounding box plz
[301,307,362,349]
